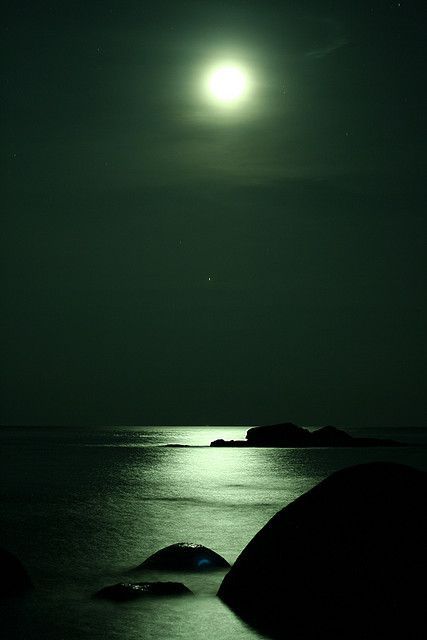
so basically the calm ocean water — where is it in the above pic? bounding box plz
[1,425,426,640]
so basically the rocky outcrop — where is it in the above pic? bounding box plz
[246,422,311,446]
[0,548,33,597]
[95,581,193,601]
[210,439,248,447]
[138,543,230,571]
[163,444,193,448]
[218,462,427,638]
[211,422,404,447]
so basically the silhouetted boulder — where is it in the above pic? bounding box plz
[95,581,192,601]
[210,422,404,447]
[138,543,230,571]
[218,462,427,638]
[0,548,33,597]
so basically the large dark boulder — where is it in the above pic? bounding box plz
[95,581,193,601]
[0,548,33,597]
[218,462,427,638]
[138,543,230,571]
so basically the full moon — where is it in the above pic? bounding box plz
[208,65,248,104]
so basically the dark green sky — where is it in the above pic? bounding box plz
[1,1,426,426]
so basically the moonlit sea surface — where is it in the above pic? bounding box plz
[1,426,426,640]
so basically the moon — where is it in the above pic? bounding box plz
[207,65,248,104]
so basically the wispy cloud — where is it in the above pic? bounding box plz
[299,16,349,59]
[305,34,349,59]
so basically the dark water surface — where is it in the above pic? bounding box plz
[1,426,426,639]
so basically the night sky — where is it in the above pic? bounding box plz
[2,1,426,427]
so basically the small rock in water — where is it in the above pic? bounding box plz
[138,543,230,571]
[95,581,193,601]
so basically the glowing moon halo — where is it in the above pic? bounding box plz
[208,65,248,104]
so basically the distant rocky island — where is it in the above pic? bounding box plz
[210,422,405,448]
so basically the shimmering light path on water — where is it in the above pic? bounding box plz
[0,426,426,639]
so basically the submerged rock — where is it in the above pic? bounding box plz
[138,543,230,571]
[0,548,33,597]
[210,422,405,447]
[218,462,427,638]
[95,581,193,601]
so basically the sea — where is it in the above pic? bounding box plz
[1,425,426,640]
